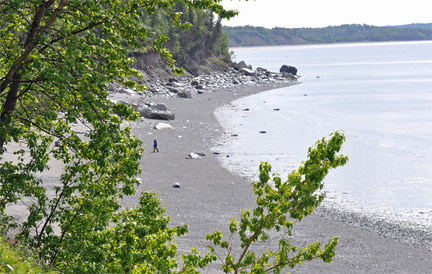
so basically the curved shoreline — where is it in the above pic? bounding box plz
[5,72,431,272]
[211,90,432,250]
[131,77,431,272]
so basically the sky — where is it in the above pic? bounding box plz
[220,0,432,29]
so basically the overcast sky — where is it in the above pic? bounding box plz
[220,0,432,28]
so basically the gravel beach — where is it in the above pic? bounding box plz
[4,74,431,273]
[121,81,432,273]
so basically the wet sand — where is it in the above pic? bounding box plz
[124,82,432,273]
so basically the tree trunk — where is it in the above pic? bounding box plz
[0,74,21,151]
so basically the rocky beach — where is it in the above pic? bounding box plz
[4,65,431,273]
[110,65,431,273]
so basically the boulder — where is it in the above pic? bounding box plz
[240,68,255,76]
[177,90,193,98]
[139,103,175,120]
[187,152,201,159]
[233,61,252,71]
[119,87,137,95]
[279,65,297,75]
[256,67,268,73]
[154,123,173,130]
[281,72,297,81]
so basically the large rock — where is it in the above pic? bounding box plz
[281,72,297,81]
[186,152,201,159]
[139,103,175,120]
[177,90,193,98]
[154,123,173,130]
[119,87,136,95]
[233,61,252,71]
[279,65,297,75]
[240,68,255,76]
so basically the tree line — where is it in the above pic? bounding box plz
[135,2,232,73]
[224,24,432,47]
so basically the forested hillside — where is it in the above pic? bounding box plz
[133,3,232,75]
[224,24,432,47]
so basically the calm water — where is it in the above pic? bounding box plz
[215,41,432,229]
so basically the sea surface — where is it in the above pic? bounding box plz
[214,41,432,230]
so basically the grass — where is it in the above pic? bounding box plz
[0,236,57,274]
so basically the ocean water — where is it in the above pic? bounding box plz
[214,41,432,230]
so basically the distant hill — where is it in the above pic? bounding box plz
[223,24,432,47]
[389,23,432,29]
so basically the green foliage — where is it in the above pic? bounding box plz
[139,2,234,71]
[224,24,432,46]
[181,132,348,273]
[0,0,238,271]
[0,236,57,273]
[1,0,349,273]
[54,191,188,273]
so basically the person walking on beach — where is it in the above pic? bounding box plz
[153,139,159,152]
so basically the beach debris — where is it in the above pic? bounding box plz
[186,152,201,159]
[154,123,173,130]
[172,182,180,188]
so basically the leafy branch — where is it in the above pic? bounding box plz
[183,131,348,273]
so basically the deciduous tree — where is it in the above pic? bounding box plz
[0,0,237,270]
[182,132,348,273]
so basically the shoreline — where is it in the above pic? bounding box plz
[130,78,431,273]
[4,69,431,272]
[210,88,432,249]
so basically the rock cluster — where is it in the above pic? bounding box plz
[110,63,299,100]
[109,63,299,121]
